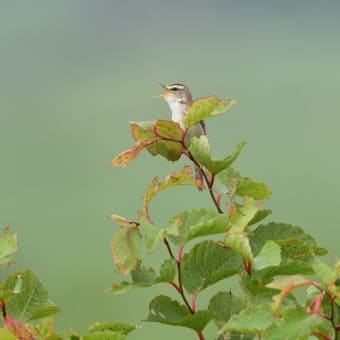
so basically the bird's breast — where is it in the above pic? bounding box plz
[169,101,187,129]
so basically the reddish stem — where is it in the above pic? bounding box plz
[163,238,175,260]
[176,254,193,314]
[145,207,153,224]
[243,259,252,275]
[178,244,184,262]
[191,295,197,313]
[169,281,182,293]
[312,331,332,340]
[0,299,6,318]
[163,239,193,314]
[196,331,205,340]
[184,150,223,213]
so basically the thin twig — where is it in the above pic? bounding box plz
[196,331,205,340]
[163,239,193,313]
[176,256,194,314]
[163,238,175,260]
[184,150,223,213]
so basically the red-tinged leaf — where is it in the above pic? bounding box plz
[4,316,33,340]
[183,96,236,129]
[130,121,156,142]
[110,214,139,228]
[110,139,151,168]
[111,227,141,275]
[307,294,324,316]
[266,276,315,317]
[143,166,203,219]
[153,119,183,141]
[130,120,184,161]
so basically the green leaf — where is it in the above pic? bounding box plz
[130,120,184,161]
[148,139,183,161]
[130,121,155,141]
[153,119,183,141]
[169,209,229,246]
[250,226,326,280]
[250,222,327,258]
[220,303,274,334]
[313,263,337,285]
[254,241,281,270]
[139,215,178,254]
[89,321,137,335]
[236,177,272,200]
[106,281,134,294]
[0,328,17,340]
[145,295,213,331]
[181,241,242,295]
[276,238,315,262]
[144,166,203,217]
[183,96,236,129]
[83,331,125,340]
[208,291,246,327]
[130,261,157,284]
[188,136,245,174]
[214,167,271,201]
[254,259,315,280]
[0,226,18,267]
[3,270,60,322]
[29,305,61,321]
[224,234,253,263]
[111,227,141,275]
[107,260,175,294]
[240,273,279,298]
[262,306,323,340]
[214,167,240,194]
[157,259,177,283]
[32,317,63,339]
[248,209,272,226]
[228,196,260,233]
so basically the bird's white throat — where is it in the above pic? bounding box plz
[165,96,187,129]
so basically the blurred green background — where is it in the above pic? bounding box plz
[1,1,340,339]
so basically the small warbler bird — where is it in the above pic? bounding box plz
[155,83,206,185]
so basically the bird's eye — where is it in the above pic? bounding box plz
[171,87,178,91]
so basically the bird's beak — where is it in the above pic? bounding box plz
[154,84,169,99]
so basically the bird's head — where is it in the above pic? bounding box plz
[155,83,192,105]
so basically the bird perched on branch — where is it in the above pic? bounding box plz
[155,83,205,186]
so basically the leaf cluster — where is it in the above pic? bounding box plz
[109,95,339,339]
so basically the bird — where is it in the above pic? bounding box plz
[155,83,206,186]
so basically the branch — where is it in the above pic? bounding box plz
[183,149,223,213]
[163,239,193,314]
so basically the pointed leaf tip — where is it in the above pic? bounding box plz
[110,139,151,168]
[183,96,236,129]
[145,295,213,331]
[188,136,245,174]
